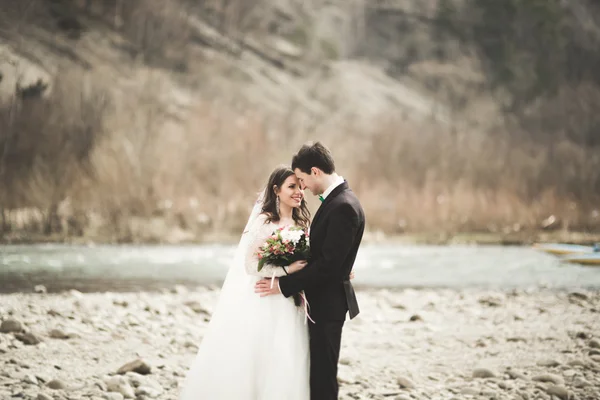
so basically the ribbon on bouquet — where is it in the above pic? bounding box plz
[299,291,315,325]
[269,272,315,325]
[270,271,277,289]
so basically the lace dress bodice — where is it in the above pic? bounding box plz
[244,213,294,277]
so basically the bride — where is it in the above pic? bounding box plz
[179,166,312,399]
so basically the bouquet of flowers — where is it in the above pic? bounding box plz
[257,226,310,306]
[257,226,310,271]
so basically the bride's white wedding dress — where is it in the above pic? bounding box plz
[179,202,309,400]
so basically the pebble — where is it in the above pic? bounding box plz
[396,376,415,389]
[117,359,152,375]
[545,384,569,400]
[473,368,496,378]
[537,359,561,367]
[532,374,564,385]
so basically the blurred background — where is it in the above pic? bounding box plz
[1,0,600,245]
[1,0,600,291]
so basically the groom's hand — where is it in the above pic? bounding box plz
[254,278,281,297]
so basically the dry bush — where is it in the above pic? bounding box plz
[79,79,280,241]
[0,69,110,234]
[340,117,600,234]
[2,86,598,241]
[117,0,191,66]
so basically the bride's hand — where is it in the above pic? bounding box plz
[350,270,355,280]
[287,260,308,274]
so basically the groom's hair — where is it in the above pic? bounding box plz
[292,142,336,174]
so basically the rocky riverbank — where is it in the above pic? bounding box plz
[1,286,599,400]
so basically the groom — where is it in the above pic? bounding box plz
[255,142,365,400]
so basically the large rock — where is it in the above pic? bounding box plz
[46,379,67,390]
[15,332,42,345]
[0,319,23,333]
[117,359,151,375]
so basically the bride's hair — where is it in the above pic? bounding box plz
[261,166,311,229]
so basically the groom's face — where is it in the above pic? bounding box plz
[294,168,319,194]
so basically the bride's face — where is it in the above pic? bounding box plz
[277,175,304,209]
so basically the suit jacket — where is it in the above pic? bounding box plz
[279,181,365,322]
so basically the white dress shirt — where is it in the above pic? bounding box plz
[321,175,345,200]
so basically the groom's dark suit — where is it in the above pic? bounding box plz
[279,181,365,400]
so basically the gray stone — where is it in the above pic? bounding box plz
[507,369,528,380]
[23,374,38,385]
[0,319,23,333]
[567,359,587,367]
[183,301,210,315]
[135,386,162,398]
[532,374,564,385]
[409,314,422,322]
[537,359,561,367]
[569,291,588,301]
[461,387,480,395]
[572,376,590,388]
[117,359,151,375]
[34,285,47,294]
[105,376,135,399]
[396,376,415,389]
[103,393,125,400]
[473,368,496,378]
[545,384,569,400]
[47,379,67,390]
[49,328,74,339]
[15,332,42,345]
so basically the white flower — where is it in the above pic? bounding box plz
[280,227,304,245]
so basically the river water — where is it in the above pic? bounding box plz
[1,244,599,293]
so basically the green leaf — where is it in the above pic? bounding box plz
[257,258,266,272]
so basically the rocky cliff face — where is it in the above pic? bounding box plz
[0,0,457,130]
